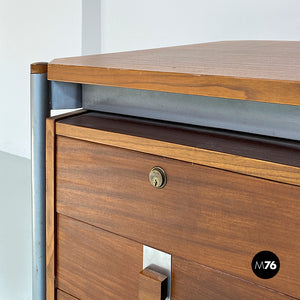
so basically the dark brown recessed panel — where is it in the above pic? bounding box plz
[56,136,300,298]
[56,214,143,300]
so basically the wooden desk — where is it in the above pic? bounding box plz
[44,41,300,300]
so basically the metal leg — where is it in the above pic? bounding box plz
[30,63,49,300]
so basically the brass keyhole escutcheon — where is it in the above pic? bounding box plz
[149,167,167,189]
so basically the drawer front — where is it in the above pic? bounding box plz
[56,216,295,300]
[172,256,295,300]
[57,214,143,300]
[57,290,78,300]
[56,136,300,298]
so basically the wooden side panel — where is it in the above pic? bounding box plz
[46,110,87,300]
[56,136,300,298]
[46,117,56,300]
[56,214,143,300]
[172,256,296,300]
[56,290,78,300]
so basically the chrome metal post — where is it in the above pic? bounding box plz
[30,63,49,300]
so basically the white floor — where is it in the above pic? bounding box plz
[0,151,32,300]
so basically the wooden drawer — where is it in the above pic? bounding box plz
[56,135,300,298]
[172,256,296,300]
[56,215,295,300]
[57,214,143,299]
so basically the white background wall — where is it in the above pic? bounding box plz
[100,0,300,53]
[0,0,82,159]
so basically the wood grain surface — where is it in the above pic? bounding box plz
[56,289,78,300]
[172,256,297,300]
[56,136,300,298]
[31,62,48,74]
[139,268,168,300]
[56,118,300,186]
[45,117,56,300]
[56,214,143,300]
[58,112,300,168]
[59,112,300,172]
[48,41,300,105]
[46,110,87,300]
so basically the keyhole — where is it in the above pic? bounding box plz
[149,167,167,189]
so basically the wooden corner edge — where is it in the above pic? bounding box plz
[31,62,48,74]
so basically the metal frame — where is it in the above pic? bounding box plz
[31,72,50,300]
[31,75,82,300]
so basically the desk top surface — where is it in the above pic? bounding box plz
[48,41,300,105]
